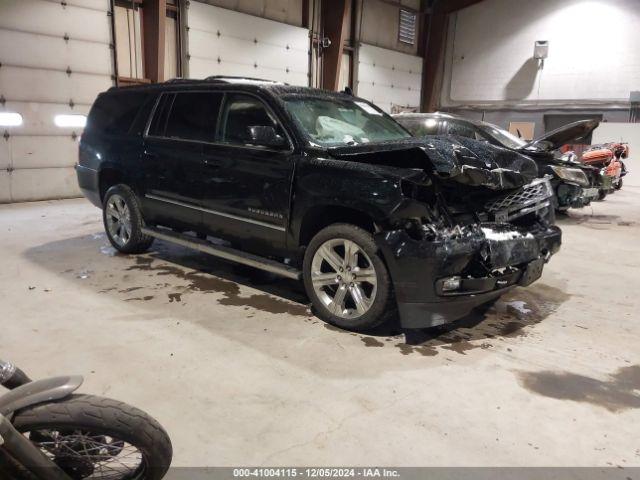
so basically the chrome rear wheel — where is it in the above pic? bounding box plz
[102,185,153,254]
[105,194,131,248]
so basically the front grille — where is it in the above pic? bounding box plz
[484,179,553,222]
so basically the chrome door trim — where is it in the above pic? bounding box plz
[145,193,286,232]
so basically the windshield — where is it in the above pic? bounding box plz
[284,97,411,147]
[480,123,528,150]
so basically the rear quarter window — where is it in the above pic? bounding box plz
[86,91,151,135]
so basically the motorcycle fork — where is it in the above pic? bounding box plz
[0,413,73,480]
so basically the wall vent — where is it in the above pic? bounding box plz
[398,9,417,45]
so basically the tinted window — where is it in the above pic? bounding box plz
[396,117,441,137]
[148,94,173,137]
[87,92,150,135]
[221,94,281,146]
[165,92,222,142]
[445,120,478,139]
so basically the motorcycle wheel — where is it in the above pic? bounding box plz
[614,178,623,190]
[597,190,608,201]
[12,394,172,480]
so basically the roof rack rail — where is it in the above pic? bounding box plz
[164,77,199,83]
[204,75,284,84]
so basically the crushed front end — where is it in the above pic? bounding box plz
[376,177,561,329]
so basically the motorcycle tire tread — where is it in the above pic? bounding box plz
[11,394,172,480]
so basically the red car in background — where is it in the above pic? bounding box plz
[581,142,629,198]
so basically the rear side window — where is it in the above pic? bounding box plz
[148,94,173,137]
[86,92,150,135]
[163,92,222,142]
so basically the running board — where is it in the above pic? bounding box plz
[141,227,302,280]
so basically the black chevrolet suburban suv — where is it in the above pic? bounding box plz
[77,77,561,331]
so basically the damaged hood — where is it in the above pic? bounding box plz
[523,120,600,153]
[327,136,538,190]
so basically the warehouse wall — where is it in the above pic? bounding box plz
[186,2,309,85]
[353,0,423,113]
[441,0,640,108]
[194,0,304,27]
[0,0,113,203]
[360,0,420,56]
[357,44,422,113]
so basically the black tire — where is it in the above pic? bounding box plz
[103,184,154,254]
[12,394,172,480]
[614,178,623,190]
[597,190,608,201]
[303,224,393,331]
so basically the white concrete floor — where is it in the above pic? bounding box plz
[1,188,639,467]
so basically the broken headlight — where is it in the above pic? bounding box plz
[550,166,589,187]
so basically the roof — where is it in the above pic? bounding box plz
[393,112,460,120]
[393,111,496,129]
[106,76,353,100]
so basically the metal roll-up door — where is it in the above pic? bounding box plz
[0,0,114,203]
[185,1,309,86]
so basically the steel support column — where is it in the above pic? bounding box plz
[143,0,167,83]
[420,0,485,111]
[321,0,350,91]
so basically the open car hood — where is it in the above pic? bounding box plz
[523,120,600,153]
[328,136,538,190]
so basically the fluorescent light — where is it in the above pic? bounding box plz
[54,114,87,128]
[0,112,23,127]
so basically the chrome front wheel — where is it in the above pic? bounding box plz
[310,238,378,320]
[304,224,392,331]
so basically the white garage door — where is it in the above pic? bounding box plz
[186,1,309,86]
[357,43,422,114]
[0,0,113,203]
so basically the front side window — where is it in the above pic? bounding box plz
[284,97,411,147]
[164,92,222,142]
[221,94,284,147]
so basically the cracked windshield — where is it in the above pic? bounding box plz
[285,97,411,146]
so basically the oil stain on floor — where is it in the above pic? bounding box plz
[125,255,310,317]
[118,251,569,357]
[30,232,571,358]
[376,283,572,357]
[518,364,640,412]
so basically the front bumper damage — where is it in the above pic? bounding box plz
[556,182,599,209]
[376,178,561,329]
[376,223,561,329]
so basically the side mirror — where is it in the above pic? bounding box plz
[248,126,287,149]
